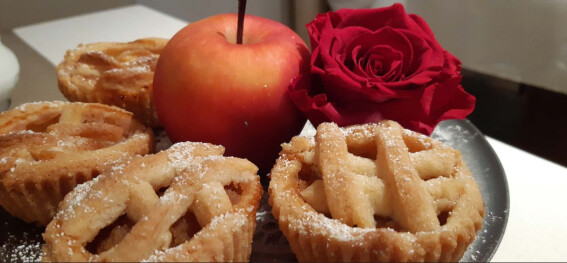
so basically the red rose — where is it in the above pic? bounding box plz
[289,4,475,135]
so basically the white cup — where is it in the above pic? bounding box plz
[0,35,20,111]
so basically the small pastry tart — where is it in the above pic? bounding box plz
[57,38,168,127]
[0,101,153,226]
[269,121,485,262]
[42,141,263,262]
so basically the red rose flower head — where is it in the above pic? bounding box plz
[288,3,475,135]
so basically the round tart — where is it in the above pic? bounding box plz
[0,101,153,226]
[57,37,167,127]
[269,121,485,262]
[42,141,263,262]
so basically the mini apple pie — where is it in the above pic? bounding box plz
[269,121,485,262]
[42,141,263,262]
[57,37,168,127]
[0,101,153,226]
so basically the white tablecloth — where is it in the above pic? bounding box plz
[10,4,567,262]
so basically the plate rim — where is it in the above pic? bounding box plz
[435,119,510,262]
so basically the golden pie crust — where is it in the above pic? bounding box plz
[0,101,153,226]
[269,121,485,262]
[57,37,167,127]
[42,141,263,262]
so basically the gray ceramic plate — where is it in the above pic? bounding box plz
[0,120,509,262]
[431,119,509,262]
[252,119,509,262]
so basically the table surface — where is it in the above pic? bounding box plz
[4,4,567,262]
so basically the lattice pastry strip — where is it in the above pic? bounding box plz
[316,123,377,228]
[42,142,262,262]
[375,121,440,232]
[297,122,463,231]
[269,120,485,262]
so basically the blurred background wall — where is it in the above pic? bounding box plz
[0,0,292,29]
[139,0,291,27]
[0,0,328,55]
[3,0,566,95]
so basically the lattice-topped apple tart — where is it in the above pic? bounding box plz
[42,141,263,262]
[269,120,485,262]
[0,101,153,226]
[57,37,167,127]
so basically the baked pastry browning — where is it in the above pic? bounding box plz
[42,141,263,262]
[269,121,485,262]
[0,101,153,226]
[57,38,168,127]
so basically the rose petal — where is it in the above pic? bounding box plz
[307,12,331,50]
[408,13,441,48]
[361,47,403,81]
[320,68,366,102]
[344,27,414,74]
[288,75,341,126]
[347,45,402,81]
[394,29,444,79]
[329,26,374,57]
[316,28,372,78]
[350,45,368,77]
[440,50,462,79]
[333,4,425,33]
[422,76,475,121]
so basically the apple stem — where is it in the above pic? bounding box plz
[237,0,247,44]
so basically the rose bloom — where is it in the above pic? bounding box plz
[289,4,475,135]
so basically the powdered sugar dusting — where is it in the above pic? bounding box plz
[142,245,185,262]
[12,101,64,112]
[167,142,197,171]
[141,212,248,262]
[432,124,477,145]
[160,191,188,205]
[290,210,375,242]
[106,65,150,75]
[403,129,433,148]
[6,130,37,136]
[0,231,42,262]
[208,211,247,230]
[167,142,227,180]
[56,175,103,220]
[342,125,375,141]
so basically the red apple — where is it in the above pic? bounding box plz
[153,14,309,173]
